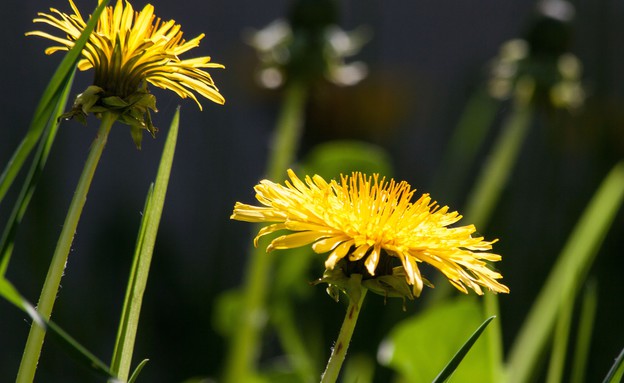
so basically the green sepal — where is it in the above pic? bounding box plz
[59,81,159,148]
[59,85,105,124]
[101,95,130,108]
[362,266,415,301]
[312,266,349,302]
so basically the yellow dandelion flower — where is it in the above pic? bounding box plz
[28,0,225,145]
[232,169,509,298]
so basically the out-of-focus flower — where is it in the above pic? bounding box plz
[487,0,584,110]
[28,0,224,147]
[231,170,509,300]
[245,0,370,89]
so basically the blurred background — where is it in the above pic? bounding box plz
[0,0,623,382]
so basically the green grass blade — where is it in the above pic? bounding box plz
[506,161,624,383]
[0,71,75,277]
[128,359,150,383]
[0,0,109,204]
[110,107,180,381]
[432,316,495,383]
[545,279,574,383]
[570,280,598,383]
[110,184,153,375]
[379,297,495,383]
[0,277,115,379]
[602,348,624,383]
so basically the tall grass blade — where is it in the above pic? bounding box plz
[602,348,624,383]
[506,161,624,383]
[0,72,75,277]
[110,107,180,381]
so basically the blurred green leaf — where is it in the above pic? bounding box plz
[602,348,624,383]
[110,107,180,381]
[378,297,497,383]
[341,353,374,383]
[213,289,245,337]
[0,0,110,204]
[506,161,624,383]
[301,140,393,179]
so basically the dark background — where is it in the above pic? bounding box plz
[1,0,623,382]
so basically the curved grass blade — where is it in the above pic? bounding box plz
[506,161,624,383]
[432,316,495,383]
[128,359,150,383]
[0,0,110,204]
[602,348,624,383]
[0,71,75,277]
[570,280,598,383]
[110,108,180,381]
[0,277,116,379]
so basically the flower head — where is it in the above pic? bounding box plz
[28,0,225,146]
[232,170,509,299]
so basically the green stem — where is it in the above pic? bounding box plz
[223,81,307,383]
[429,87,500,201]
[321,278,367,383]
[265,82,307,180]
[463,101,533,230]
[16,112,116,383]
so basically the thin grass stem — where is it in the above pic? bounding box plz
[16,111,117,383]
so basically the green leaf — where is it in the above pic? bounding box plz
[341,353,375,383]
[506,161,624,383]
[0,0,110,204]
[378,297,497,383]
[0,277,115,379]
[0,71,75,277]
[602,348,624,383]
[110,107,180,381]
[433,316,495,383]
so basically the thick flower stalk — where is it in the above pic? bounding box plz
[27,0,225,146]
[232,169,509,298]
